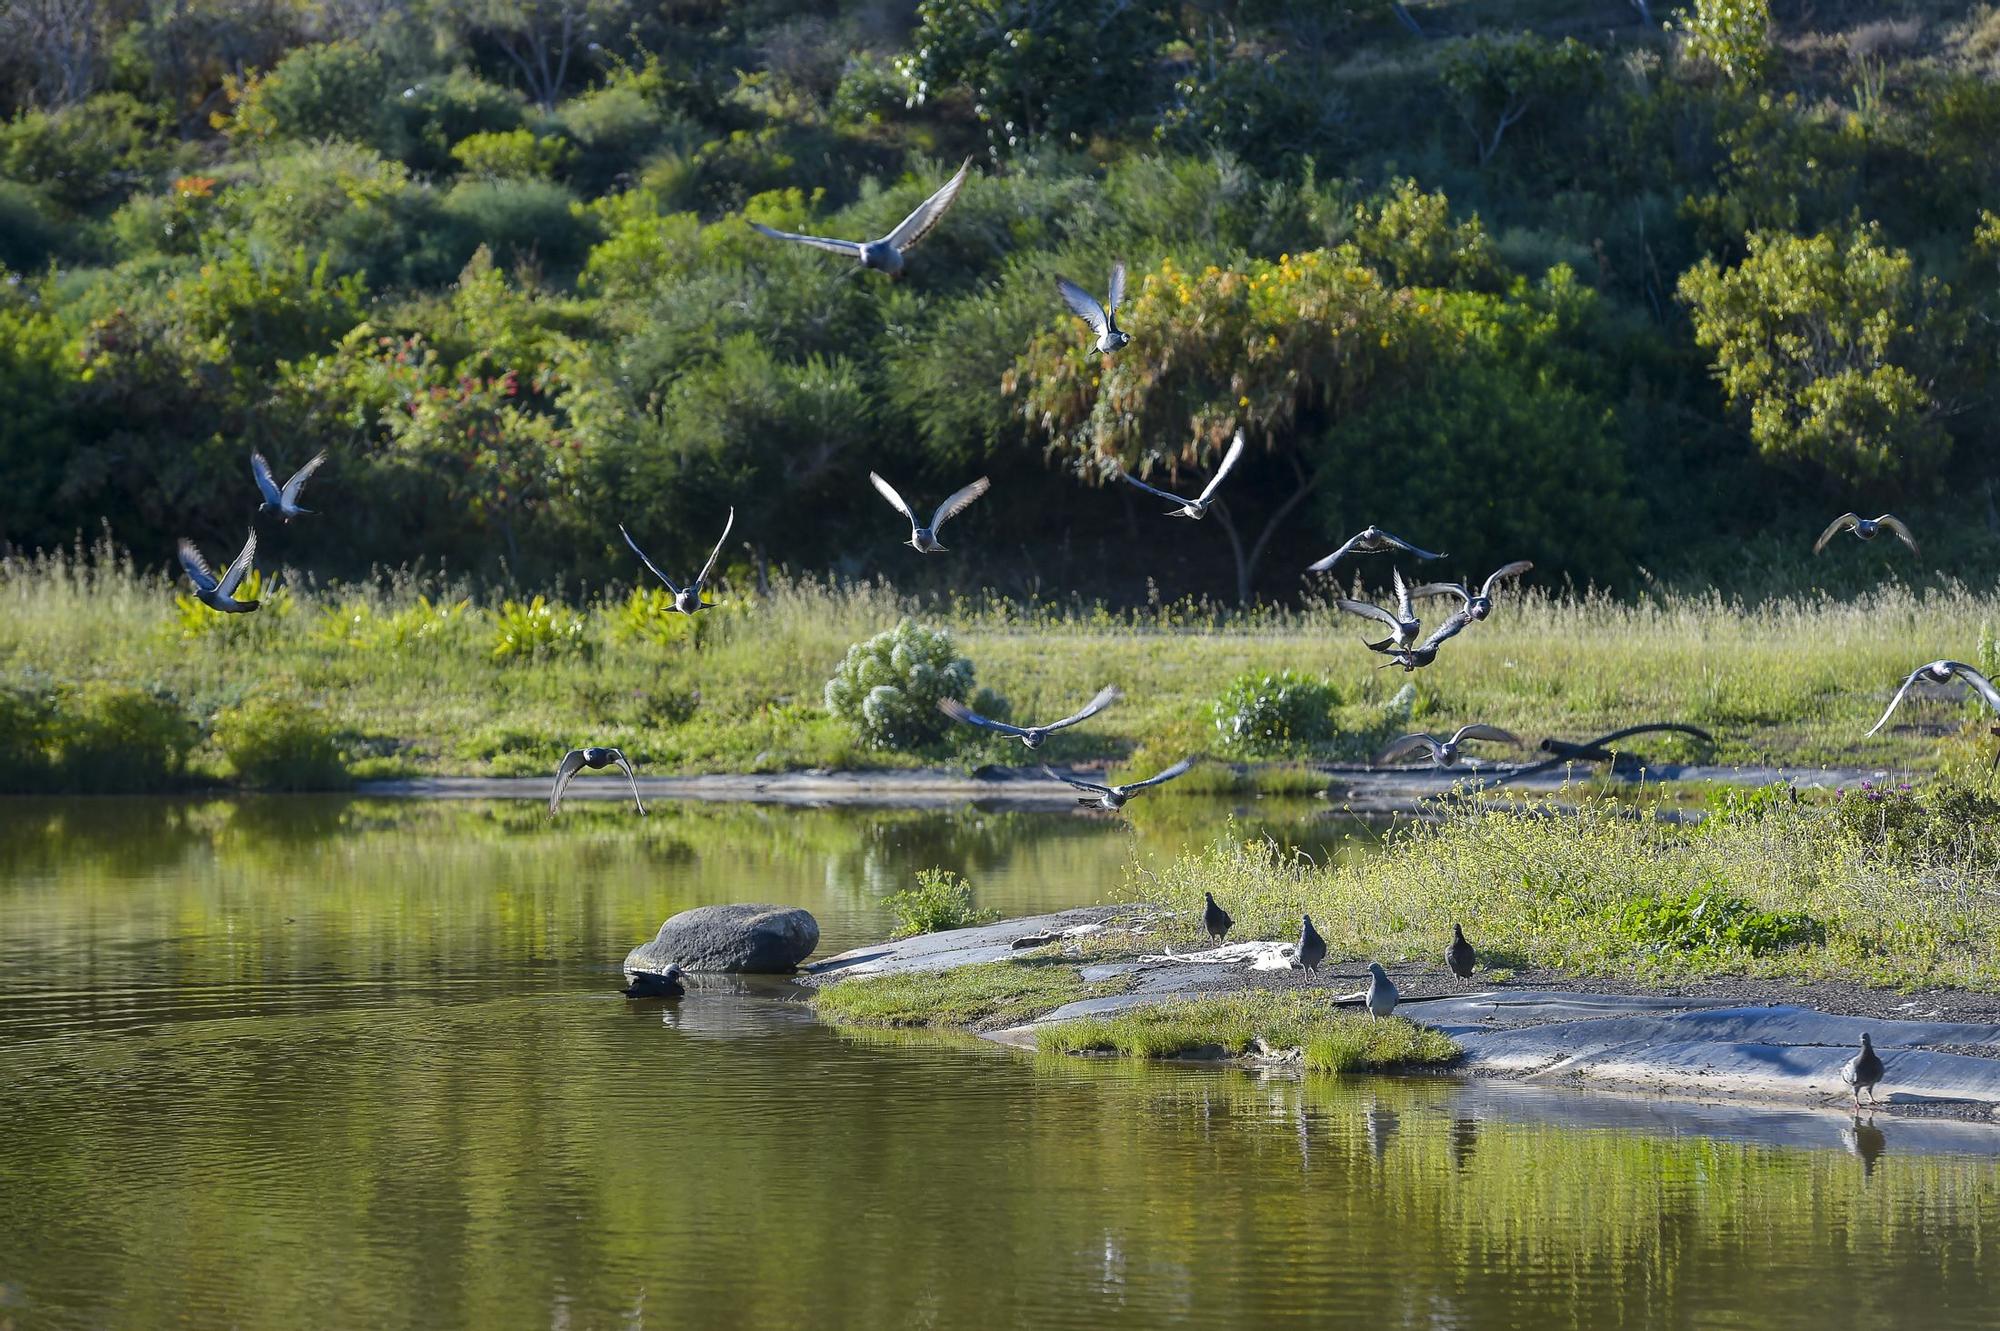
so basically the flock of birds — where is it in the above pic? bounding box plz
[175,160,1993,1103]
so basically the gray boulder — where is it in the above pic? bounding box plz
[624,903,820,976]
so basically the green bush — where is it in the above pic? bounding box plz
[0,682,54,791]
[450,129,571,180]
[212,695,350,790]
[1603,886,1822,961]
[0,183,68,270]
[491,596,591,661]
[822,619,977,751]
[392,70,527,174]
[1211,670,1339,757]
[51,683,194,792]
[439,177,594,272]
[0,93,166,210]
[230,42,392,147]
[882,868,1001,938]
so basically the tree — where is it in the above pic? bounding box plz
[459,0,623,112]
[1009,249,1424,603]
[1677,224,1951,488]
[2,0,102,107]
[1438,32,1601,167]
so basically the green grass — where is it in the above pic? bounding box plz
[810,959,1132,1030]
[1140,769,2000,992]
[3,543,1998,790]
[1038,991,1461,1074]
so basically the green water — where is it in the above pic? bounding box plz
[2,797,1997,1330]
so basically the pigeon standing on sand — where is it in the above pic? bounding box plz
[747,159,970,277]
[1295,915,1327,972]
[177,530,262,614]
[1364,962,1399,1019]
[252,450,328,523]
[550,747,646,816]
[1203,891,1233,944]
[1842,1033,1885,1107]
[1056,262,1131,356]
[1446,924,1476,979]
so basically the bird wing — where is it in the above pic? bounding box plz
[1126,756,1196,791]
[250,453,284,507]
[869,471,918,524]
[1875,514,1919,554]
[748,220,862,258]
[1392,567,1414,621]
[1478,560,1533,599]
[1306,533,1364,573]
[1055,276,1110,336]
[882,159,970,253]
[1418,609,1472,651]
[938,696,1027,738]
[1335,598,1399,630]
[1107,260,1126,315]
[1380,530,1445,560]
[1116,467,1191,506]
[929,476,991,531]
[177,539,219,592]
[1409,581,1469,605]
[695,507,735,587]
[1374,733,1442,766]
[281,450,328,506]
[610,749,646,815]
[1043,764,1113,796]
[1943,661,2000,711]
[218,530,258,596]
[1814,512,1860,554]
[1195,430,1245,504]
[1453,724,1522,748]
[620,524,683,595]
[1044,684,1122,732]
[1866,664,1938,736]
[550,749,588,814]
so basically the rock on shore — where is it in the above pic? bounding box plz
[625,903,820,976]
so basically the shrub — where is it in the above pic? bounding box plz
[227,42,392,147]
[1672,0,1772,86]
[492,596,591,661]
[438,177,594,272]
[0,682,54,791]
[883,868,1001,938]
[822,619,976,751]
[51,684,193,792]
[1602,886,1822,960]
[1211,670,1339,757]
[0,93,164,210]
[830,53,909,126]
[212,695,350,790]
[0,183,67,270]
[392,70,527,174]
[450,129,571,180]
[610,587,706,648]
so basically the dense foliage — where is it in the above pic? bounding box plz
[4,1,2000,603]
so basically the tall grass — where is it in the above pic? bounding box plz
[3,541,1996,784]
[1038,992,1461,1074]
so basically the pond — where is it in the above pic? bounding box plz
[2,796,1997,1329]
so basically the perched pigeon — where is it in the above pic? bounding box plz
[1045,757,1197,811]
[1865,661,2000,737]
[251,450,328,523]
[1364,962,1399,1019]
[1814,513,1918,556]
[937,684,1120,749]
[177,530,261,614]
[1115,431,1245,521]
[748,159,970,277]
[1374,724,1521,769]
[1056,261,1130,356]
[870,472,990,553]
[1446,924,1476,979]
[550,747,646,816]
[1295,914,1327,971]
[1203,891,1233,944]
[1842,1033,1885,1107]
[1411,560,1534,622]
[621,508,734,616]
[1308,526,1445,573]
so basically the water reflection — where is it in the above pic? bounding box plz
[1,797,1997,1329]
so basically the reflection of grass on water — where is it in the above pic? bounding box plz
[1039,991,1460,1075]
[811,959,1132,1030]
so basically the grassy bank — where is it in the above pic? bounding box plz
[809,959,1131,1031]
[3,546,1998,790]
[1039,993,1461,1075]
[1140,771,2000,993]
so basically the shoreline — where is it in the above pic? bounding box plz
[804,907,2000,1125]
